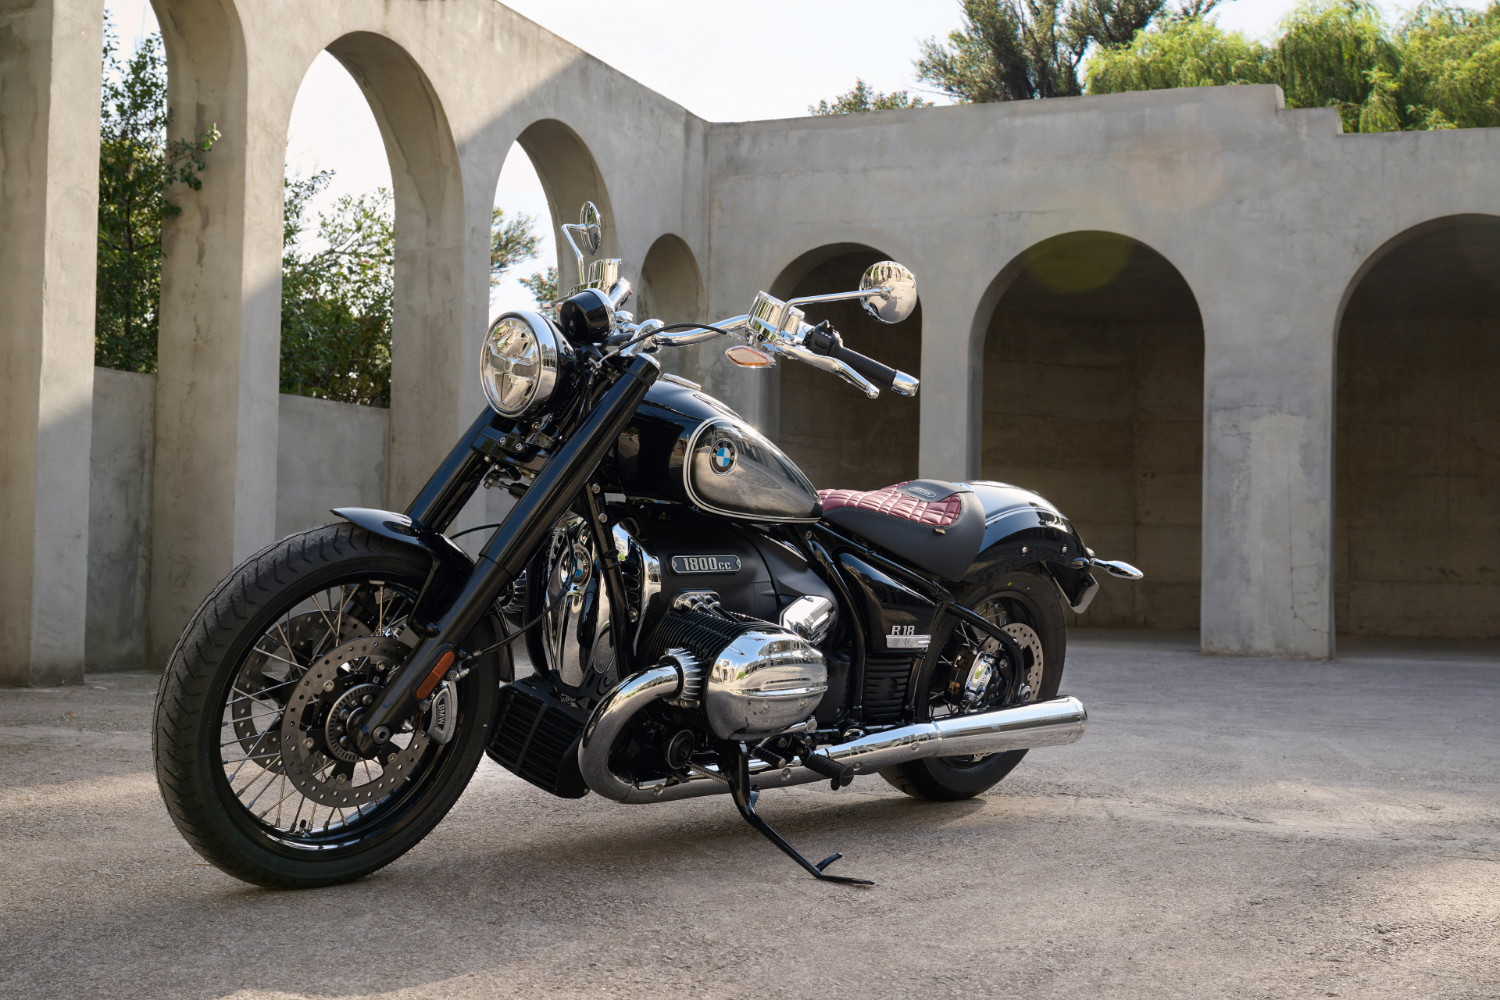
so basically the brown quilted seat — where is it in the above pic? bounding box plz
[818,482,965,528]
[817,480,985,582]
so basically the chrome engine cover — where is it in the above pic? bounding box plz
[702,626,828,740]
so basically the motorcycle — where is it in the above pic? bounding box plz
[153,203,1142,888]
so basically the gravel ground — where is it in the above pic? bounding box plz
[1,631,1496,1000]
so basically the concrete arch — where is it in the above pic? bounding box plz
[638,233,706,326]
[313,32,466,509]
[769,243,923,491]
[1334,213,1500,639]
[976,230,1205,630]
[514,119,617,294]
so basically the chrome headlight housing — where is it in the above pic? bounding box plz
[480,311,563,417]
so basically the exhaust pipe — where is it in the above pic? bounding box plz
[579,664,1086,804]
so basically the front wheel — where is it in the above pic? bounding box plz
[880,565,1066,801]
[153,523,503,888]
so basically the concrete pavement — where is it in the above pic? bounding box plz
[1,631,1496,999]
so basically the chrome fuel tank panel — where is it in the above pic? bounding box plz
[684,417,820,522]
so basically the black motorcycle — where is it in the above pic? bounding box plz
[154,203,1142,888]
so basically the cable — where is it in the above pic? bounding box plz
[448,522,503,540]
[612,322,744,354]
[461,584,564,662]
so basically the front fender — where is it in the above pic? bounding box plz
[332,507,476,633]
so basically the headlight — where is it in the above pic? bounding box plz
[480,311,563,417]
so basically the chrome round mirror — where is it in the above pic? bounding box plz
[859,261,918,324]
[578,202,602,255]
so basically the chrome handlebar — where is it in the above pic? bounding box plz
[609,288,918,400]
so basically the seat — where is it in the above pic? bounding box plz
[817,480,985,582]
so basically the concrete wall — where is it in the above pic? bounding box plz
[85,370,393,671]
[774,249,923,492]
[86,369,156,672]
[275,393,390,539]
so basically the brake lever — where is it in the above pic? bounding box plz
[778,343,880,399]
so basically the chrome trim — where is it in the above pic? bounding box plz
[890,371,920,397]
[578,662,684,802]
[1094,558,1144,581]
[779,595,837,645]
[703,628,827,740]
[479,311,561,417]
[659,372,702,391]
[579,678,1086,806]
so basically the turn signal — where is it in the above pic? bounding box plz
[725,344,775,368]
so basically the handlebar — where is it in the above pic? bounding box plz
[804,322,916,397]
[609,299,918,400]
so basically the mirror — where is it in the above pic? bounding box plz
[577,202,602,255]
[859,261,917,324]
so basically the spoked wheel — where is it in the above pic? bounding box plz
[154,523,504,888]
[881,566,1066,801]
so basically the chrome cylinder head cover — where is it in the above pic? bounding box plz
[702,627,827,740]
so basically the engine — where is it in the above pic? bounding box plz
[646,608,828,740]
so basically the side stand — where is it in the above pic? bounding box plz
[718,743,874,887]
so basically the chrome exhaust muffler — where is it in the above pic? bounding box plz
[579,663,1086,804]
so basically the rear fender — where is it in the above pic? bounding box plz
[958,483,1098,614]
[331,507,476,634]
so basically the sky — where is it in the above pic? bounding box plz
[103,0,1465,315]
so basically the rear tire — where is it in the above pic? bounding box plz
[153,523,502,888]
[880,565,1066,801]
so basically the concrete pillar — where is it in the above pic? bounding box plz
[1200,300,1335,659]
[147,0,269,667]
[917,275,982,484]
[0,0,104,686]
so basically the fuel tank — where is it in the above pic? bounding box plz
[611,375,820,522]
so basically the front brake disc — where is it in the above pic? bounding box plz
[278,636,431,809]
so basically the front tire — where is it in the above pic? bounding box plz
[153,523,502,888]
[880,565,1066,801]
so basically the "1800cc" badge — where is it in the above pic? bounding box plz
[670,555,742,574]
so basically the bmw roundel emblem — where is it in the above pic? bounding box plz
[710,437,737,476]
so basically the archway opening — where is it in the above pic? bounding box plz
[639,233,707,386]
[490,141,558,318]
[514,120,616,295]
[1336,215,1500,639]
[980,232,1203,629]
[275,46,399,539]
[772,244,922,491]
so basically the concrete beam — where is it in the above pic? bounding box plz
[0,0,104,686]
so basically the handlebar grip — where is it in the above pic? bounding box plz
[806,323,898,390]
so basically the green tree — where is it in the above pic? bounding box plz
[916,0,1219,102]
[810,78,933,114]
[520,267,559,308]
[491,207,542,282]
[95,16,218,373]
[1270,0,1405,132]
[279,173,396,406]
[1086,17,1269,91]
[1399,2,1500,129]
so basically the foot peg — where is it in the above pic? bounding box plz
[719,743,873,887]
[801,752,854,790]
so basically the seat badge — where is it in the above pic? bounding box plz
[709,437,737,476]
[671,555,742,574]
[887,626,931,650]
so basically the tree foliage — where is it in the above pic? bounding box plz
[1086,0,1500,133]
[95,17,217,373]
[279,173,396,406]
[810,78,933,114]
[915,0,1220,102]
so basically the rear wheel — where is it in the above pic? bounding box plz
[153,523,504,888]
[880,565,1066,801]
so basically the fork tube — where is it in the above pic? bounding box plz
[405,408,506,532]
[351,355,660,754]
